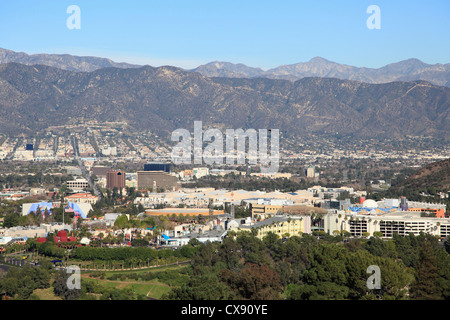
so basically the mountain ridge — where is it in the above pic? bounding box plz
[193,57,450,87]
[1,48,449,87]
[0,62,448,141]
[0,48,142,72]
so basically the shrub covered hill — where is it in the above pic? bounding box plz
[374,158,450,208]
[0,62,449,140]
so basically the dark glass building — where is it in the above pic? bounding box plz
[144,162,171,173]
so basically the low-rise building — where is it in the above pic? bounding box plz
[65,193,99,205]
[137,171,179,191]
[22,202,54,216]
[406,201,446,218]
[145,208,224,217]
[237,215,311,239]
[161,227,228,246]
[1,223,71,239]
[324,210,450,239]
[67,178,90,190]
[250,203,284,220]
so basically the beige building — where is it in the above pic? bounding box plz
[30,188,46,197]
[137,171,179,191]
[145,208,224,217]
[67,178,90,190]
[238,215,311,239]
[65,193,99,205]
[251,204,283,220]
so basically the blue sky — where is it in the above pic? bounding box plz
[0,0,449,69]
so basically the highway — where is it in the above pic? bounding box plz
[71,134,102,197]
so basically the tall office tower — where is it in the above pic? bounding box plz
[106,170,126,190]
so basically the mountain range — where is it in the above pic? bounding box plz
[0,48,141,73]
[0,62,448,140]
[192,57,450,87]
[1,48,449,87]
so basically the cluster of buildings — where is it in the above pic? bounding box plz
[21,199,93,219]
[0,223,72,245]
[153,192,449,247]
[1,189,449,249]
[282,135,450,163]
[92,162,296,195]
[0,187,61,201]
[1,151,449,249]
[176,167,293,181]
[133,188,318,210]
[158,208,312,247]
[0,190,33,201]
[323,197,449,238]
[0,135,75,161]
[2,119,450,165]
[92,162,180,192]
[0,122,174,162]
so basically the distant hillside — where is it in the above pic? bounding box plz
[1,48,449,87]
[0,63,448,140]
[402,158,450,190]
[192,57,450,87]
[0,48,141,72]
[191,61,265,78]
[386,158,450,200]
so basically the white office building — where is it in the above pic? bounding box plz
[324,210,450,238]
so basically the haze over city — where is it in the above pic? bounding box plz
[0,0,449,312]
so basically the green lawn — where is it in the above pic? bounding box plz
[145,283,172,298]
[100,263,186,276]
[33,288,62,300]
[89,277,172,299]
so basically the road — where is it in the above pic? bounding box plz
[5,137,23,160]
[0,264,11,273]
[71,135,102,197]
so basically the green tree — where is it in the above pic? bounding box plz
[0,277,18,297]
[114,215,129,229]
[220,263,282,300]
[434,247,450,300]
[301,244,349,299]
[53,271,82,300]
[3,212,20,228]
[165,272,233,300]
[409,239,440,300]
[364,237,396,259]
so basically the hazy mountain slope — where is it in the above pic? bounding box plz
[193,57,450,87]
[0,48,141,72]
[2,48,448,86]
[0,63,448,141]
[388,158,450,198]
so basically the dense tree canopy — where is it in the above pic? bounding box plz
[165,231,449,300]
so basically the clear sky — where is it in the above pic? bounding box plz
[0,0,449,69]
